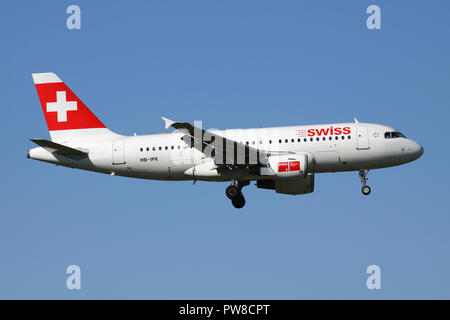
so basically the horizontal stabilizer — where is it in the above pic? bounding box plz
[30,139,88,156]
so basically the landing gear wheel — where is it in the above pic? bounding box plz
[226,180,249,208]
[362,185,371,195]
[225,185,239,199]
[359,169,371,196]
[231,194,246,208]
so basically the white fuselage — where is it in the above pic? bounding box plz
[28,122,423,182]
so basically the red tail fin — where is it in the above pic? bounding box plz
[32,73,106,132]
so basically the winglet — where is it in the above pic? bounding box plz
[354,118,359,123]
[161,116,175,129]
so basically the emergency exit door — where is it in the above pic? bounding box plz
[112,140,126,165]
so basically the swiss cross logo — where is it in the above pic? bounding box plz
[278,162,289,172]
[46,91,77,122]
[34,81,105,131]
[278,161,301,173]
[289,161,300,171]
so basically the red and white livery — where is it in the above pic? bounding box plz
[28,73,424,209]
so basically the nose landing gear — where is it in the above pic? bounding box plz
[359,169,371,195]
[226,181,249,209]
[362,185,371,195]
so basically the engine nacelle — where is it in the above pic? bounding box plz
[275,173,314,195]
[267,153,309,179]
[257,173,315,195]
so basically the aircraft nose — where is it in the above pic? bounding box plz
[408,140,423,160]
[418,145,424,157]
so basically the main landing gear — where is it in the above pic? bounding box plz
[226,181,249,209]
[359,169,371,195]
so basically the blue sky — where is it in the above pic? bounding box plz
[1,0,449,299]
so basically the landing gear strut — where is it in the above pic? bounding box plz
[226,181,249,209]
[359,169,371,195]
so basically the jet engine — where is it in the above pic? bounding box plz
[266,153,309,179]
[257,174,314,195]
[259,152,314,194]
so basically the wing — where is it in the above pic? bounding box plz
[161,117,292,167]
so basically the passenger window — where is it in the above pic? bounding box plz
[322,137,326,141]
[335,136,338,140]
[165,146,168,150]
[341,136,345,140]
[310,138,313,142]
[152,147,156,151]
[279,139,282,143]
[316,137,320,141]
[158,147,162,151]
[297,138,301,142]
[304,138,307,142]
[171,146,174,150]
[178,145,181,149]
[252,141,255,145]
[269,140,272,144]
[285,139,288,143]
[348,136,351,139]
[146,147,149,151]
[246,141,249,145]
[140,148,143,152]
[291,139,294,143]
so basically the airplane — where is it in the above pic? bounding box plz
[28,72,424,209]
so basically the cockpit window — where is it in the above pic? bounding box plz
[385,131,406,139]
[392,132,406,138]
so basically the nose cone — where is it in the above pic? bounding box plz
[418,145,424,157]
[408,140,424,160]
